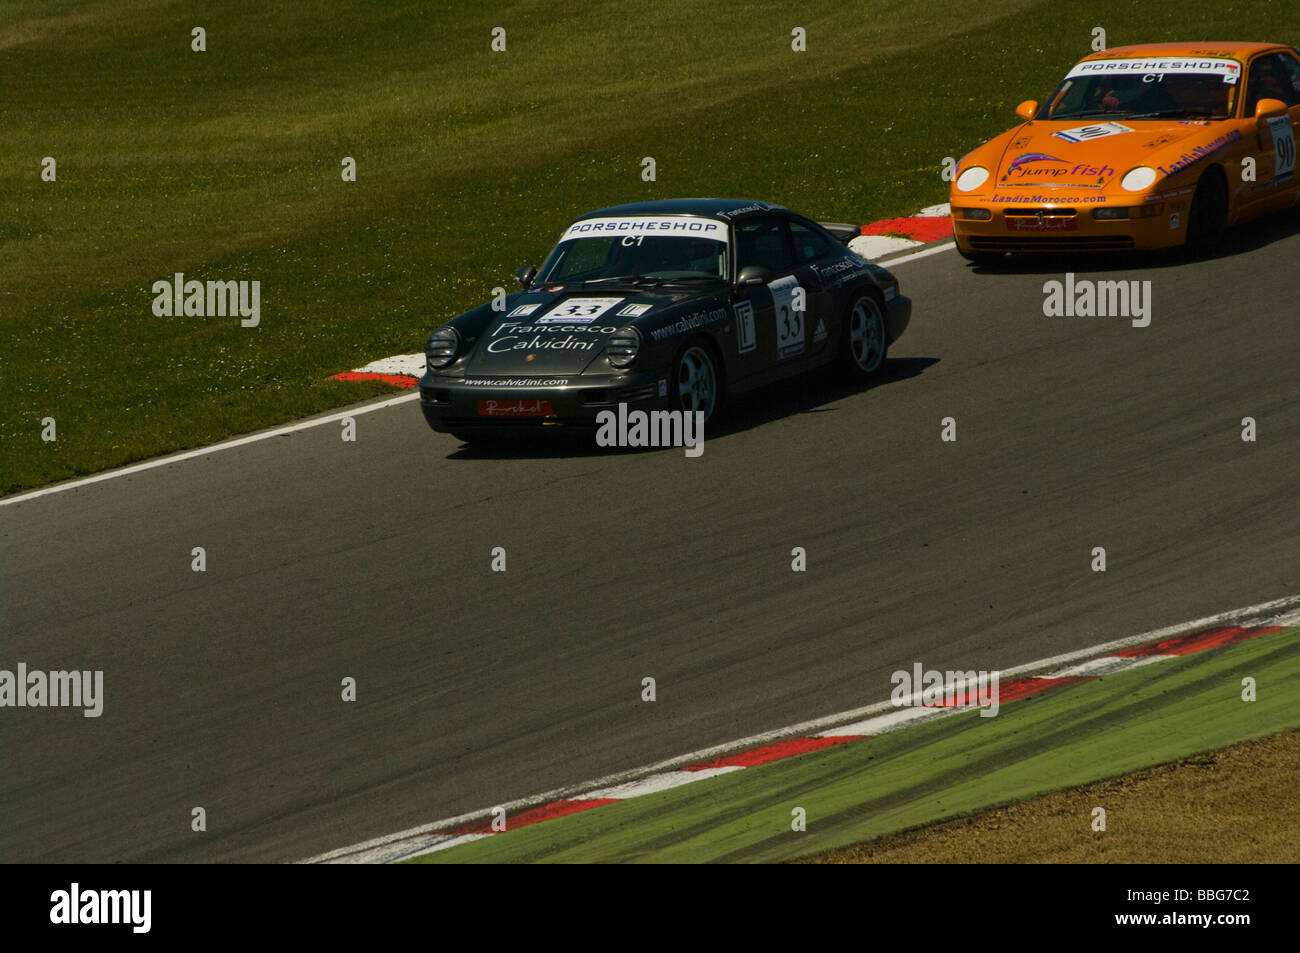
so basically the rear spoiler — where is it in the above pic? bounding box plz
[818,222,861,245]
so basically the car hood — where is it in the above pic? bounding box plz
[989,119,1237,192]
[463,284,719,376]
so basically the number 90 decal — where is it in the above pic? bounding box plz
[1268,115,1296,181]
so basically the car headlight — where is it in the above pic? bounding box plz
[1093,207,1130,220]
[426,326,460,369]
[606,327,640,369]
[956,166,990,192]
[1121,167,1158,192]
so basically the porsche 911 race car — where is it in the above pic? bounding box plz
[418,199,911,441]
[950,42,1300,261]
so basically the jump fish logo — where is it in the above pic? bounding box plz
[1007,152,1069,173]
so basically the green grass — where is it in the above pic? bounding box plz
[4,1,1298,490]
[406,626,1300,862]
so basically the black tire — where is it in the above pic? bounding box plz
[670,339,723,424]
[1185,168,1228,257]
[838,291,889,379]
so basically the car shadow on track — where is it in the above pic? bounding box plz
[708,356,939,439]
[961,206,1300,275]
[441,356,940,459]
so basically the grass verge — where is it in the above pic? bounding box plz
[406,625,1300,862]
[5,1,1299,490]
[805,727,1300,862]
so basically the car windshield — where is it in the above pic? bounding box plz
[536,215,729,285]
[1045,57,1242,122]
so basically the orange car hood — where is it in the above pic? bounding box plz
[989,120,1224,191]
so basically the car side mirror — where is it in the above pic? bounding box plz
[735,265,771,287]
[1255,97,1288,120]
[515,264,537,289]
[1015,100,1039,121]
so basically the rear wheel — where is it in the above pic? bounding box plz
[1185,169,1228,257]
[671,341,721,424]
[838,292,888,379]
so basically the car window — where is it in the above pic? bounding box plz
[1244,53,1299,115]
[736,217,796,274]
[1046,58,1241,121]
[788,222,834,263]
[1276,51,1300,104]
[536,227,728,284]
[551,237,616,280]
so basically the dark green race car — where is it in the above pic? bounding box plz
[419,198,911,441]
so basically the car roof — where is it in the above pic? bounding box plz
[573,198,791,221]
[1079,41,1292,62]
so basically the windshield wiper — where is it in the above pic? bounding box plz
[1123,109,1215,121]
[1050,109,1129,121]
[1051,107,1217,122]
[581,274,668,287]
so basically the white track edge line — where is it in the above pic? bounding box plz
[6,221,950,509]
[875,240,955,267]
[299,593,1300,863]
[1,391,421,507]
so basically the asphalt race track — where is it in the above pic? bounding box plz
[2,220,1296,862]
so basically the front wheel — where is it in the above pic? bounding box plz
[838,292,889,379]
[1185,169,1227,257]
[671,341,722,424]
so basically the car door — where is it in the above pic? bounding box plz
[1269,50,1300,203]
[731,214,831,387]
[784,219,838,361]
[730,215,793,386]
[1241,52,1299,210]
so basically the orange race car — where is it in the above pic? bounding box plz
[950,42,1300,262]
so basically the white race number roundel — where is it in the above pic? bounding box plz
[534,297,626,324]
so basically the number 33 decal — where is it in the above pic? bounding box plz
[535,296,625,324]
[780,305,801,339]
[770,276,805,360]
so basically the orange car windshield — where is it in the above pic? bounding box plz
[1046,65,1241,122]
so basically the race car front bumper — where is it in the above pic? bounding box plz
[418,369,671,435]
[951,200,1188,253]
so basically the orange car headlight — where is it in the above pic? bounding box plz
[955,166,990,192]
[1121,167,1159,192]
